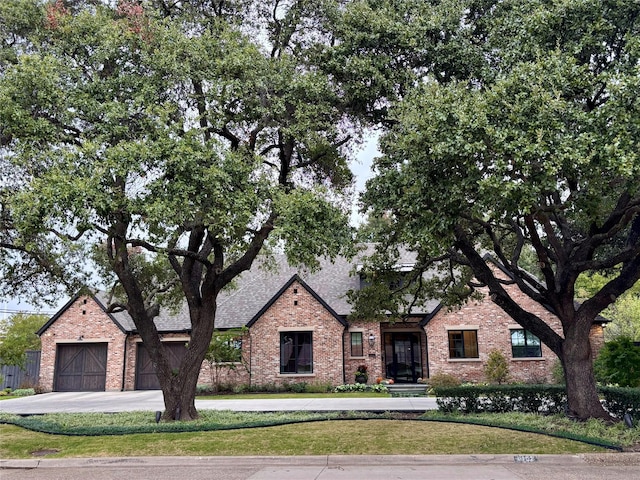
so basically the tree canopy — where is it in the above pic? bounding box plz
[0,0,364,419]
[577,273,640,341]
[354,0,640,421]
[0,313,45,367]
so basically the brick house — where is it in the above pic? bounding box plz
[37,254,606,392]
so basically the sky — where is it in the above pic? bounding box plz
[0,135,380,320]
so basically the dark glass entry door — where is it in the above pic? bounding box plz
[384,333,422,383]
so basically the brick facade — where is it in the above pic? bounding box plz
[38,273,607,391]
[423,281,605,384]
[344,320,384,383]
[38,295,127,392]
[248,280,346,387]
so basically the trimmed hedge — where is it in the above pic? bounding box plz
[600,386,640,419]
[434,385,567,414]
[435,384,640,419]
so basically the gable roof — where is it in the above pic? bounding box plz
[42,248,438,334]
[94,292,192,333]
[37,293,128,336]
[246,274,348,328]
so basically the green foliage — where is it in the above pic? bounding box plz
[354,364,368,383]
[428,372,461,389]
[0,410,348,436]
[576,273,640,341]
[599,386,640,420]
[435,383,640,421]
[594,337,640,388]
[9,388,34,397]
[334,383,388,393]
[352,0,640,421]
[205,330,245,365]
[1,0,365,417]
[0,313,46,367]
[422,411,639,450]
[204,329,247,392]
[434,385,567,415]
[603,294,640,342]
[305,382,334,394]
[484,349,510,385]
[551,359,565,385]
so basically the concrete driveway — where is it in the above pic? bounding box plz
[0,391,438,415]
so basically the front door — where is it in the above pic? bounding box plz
[384,332,422,383]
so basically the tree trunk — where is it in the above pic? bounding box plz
[159,302,217,421]
[160,359,201,421]
[561,326,613,422]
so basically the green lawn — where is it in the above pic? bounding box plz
[1,409,638,459]
[0,420,608,459]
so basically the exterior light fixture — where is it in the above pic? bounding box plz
[368,334,375,347]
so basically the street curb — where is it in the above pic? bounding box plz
[6,453,638,470]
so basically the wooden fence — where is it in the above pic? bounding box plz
[0,350,41,390]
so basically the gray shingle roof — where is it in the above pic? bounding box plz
[84,248,439,333]
[95,293,192,333]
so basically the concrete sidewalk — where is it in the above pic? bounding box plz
[0,391,438,415]
[3,454,640,479]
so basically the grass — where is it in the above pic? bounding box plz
[0,419,607,459]
[1,409,638,459]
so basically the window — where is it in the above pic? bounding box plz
[280,332,313,374]
[350,332,363,357]
[511,329,542,358]
[448,330,479,358]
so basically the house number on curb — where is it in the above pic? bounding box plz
[513,455,538,463]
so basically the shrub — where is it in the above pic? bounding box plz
[232,384,250,394]
[600,386,640,419]
[290,382,308,393]
[306,382,334,393]
[334,383,388,393]
[11,388,35,397]
[594,337,640,388]
[428,372,461,392]
[434,384,567,415]
[551,359,565,384]
[484,350,510,384]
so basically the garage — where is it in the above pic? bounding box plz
[135,342,188,390]
[54,343,108,392]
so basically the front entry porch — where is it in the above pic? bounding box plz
[383,331,426,383]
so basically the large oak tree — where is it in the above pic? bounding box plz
[0,0,361,420]
[353,0,640,421]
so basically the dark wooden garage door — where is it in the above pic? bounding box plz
[135,342,188,390]
[54,343,108,392]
